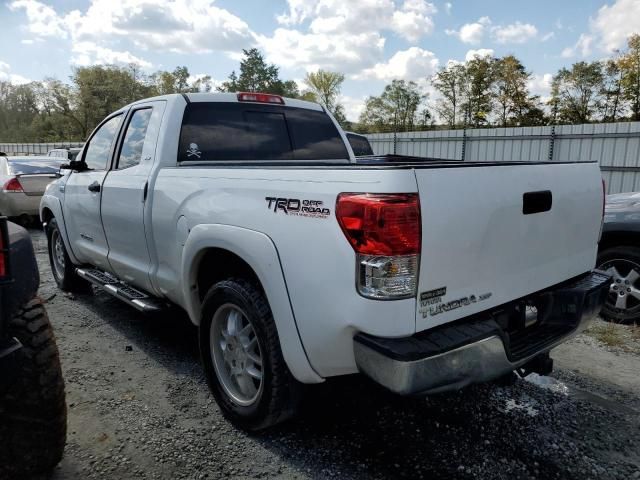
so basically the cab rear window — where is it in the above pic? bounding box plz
[178,102,349,162]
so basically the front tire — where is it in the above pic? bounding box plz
[0,298,67,477]
[199,279,301,430]
[597,245,640,323]
[46,217,90,293]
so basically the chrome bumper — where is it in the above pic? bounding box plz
[354,270,610,395]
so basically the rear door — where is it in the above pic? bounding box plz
[63,114,123,269]
[101,101,165,292]
[414,162,603,331]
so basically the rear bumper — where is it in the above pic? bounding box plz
[0,192,41,217]
[354,270,610,395]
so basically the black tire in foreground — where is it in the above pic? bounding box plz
[597,245,640,324]
[46,217,90,293]
[0,297,67,477]
[199,279,301,431]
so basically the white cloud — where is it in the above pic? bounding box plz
[491,21,537,44]
[275,0,436,43]
[561,33,593,58]
[0,61,31,84]
[444,2,452,14]
[8,0,67,38]
[355,47,439,82]
[465,48,494,61]
[561,0,640,58]
[541,32,555,42]
[340,94,367,122]
[445,16,491,44]
[528,73,553,103]
[10,0,256,56]
[263,1,437,73]
[591,0,640,52]
[259,29,386,73]
[71,41,152,68]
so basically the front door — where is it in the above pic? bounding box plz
[63,114,123,270]
[101,101,165,293]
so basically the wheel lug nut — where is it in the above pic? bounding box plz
[628,288,631,292]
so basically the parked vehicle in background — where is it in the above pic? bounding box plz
[0,156,61,223]
[597,191,640,323]
[41,92,609,431]
[48,148,82,161]
[0,216,67,477]
[345,131,374,156]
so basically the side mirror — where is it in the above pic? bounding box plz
[60,160,87,172]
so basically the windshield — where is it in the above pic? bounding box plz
[8,159,62,175]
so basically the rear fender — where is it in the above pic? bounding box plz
[181,223,323,384]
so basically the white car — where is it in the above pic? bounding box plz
[40,92,609,430]
[0,156,61,221]
[47,148,82,161]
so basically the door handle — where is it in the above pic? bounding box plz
[88,181,101,193]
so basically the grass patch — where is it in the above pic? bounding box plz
[586,322,626,348]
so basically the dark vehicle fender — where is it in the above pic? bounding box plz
[4,222,39,318]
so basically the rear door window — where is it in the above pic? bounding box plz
[179,102,348,162]
[117,108,153,169]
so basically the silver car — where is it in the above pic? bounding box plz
[0,156,62,220]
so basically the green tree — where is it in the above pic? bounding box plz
[460,55,497,127]
[620,34,640,121]
[431,62,465,127]
[549,61,604,124]
[218,48,299,96]
[358,80,424,132]
[600,58,624,122]
[304,70,345,113]
[151,66,212,94]
[494,55,536,126]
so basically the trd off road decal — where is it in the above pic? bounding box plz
[265,197,331,218]
[419,287,492,318]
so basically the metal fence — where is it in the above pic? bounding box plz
[0,142,84,156]
[366,122,640,195]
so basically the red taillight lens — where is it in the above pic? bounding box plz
[237,92,285,104]
[336,193,421,255]
[3,177,23,192]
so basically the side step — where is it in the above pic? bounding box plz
[76,268,167,313]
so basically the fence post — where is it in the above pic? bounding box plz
[393,130,397,155]
[461,127,467,161]
[548,125,556,161]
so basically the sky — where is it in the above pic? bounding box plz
[1,0,639,121]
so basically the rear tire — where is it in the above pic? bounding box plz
[597,245,640,324]
[0,297,67,477]
[47,217,90,293]
[199,279,301,431]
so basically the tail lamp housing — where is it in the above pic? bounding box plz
[3,178,23,192]
[336,193,421,299]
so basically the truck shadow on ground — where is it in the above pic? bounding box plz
[62,287,640,480]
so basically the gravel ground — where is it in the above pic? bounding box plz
[24,228,640,480]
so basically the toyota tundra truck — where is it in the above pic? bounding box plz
[40,92,609,430]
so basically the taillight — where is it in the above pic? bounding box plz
[3,177,23,192]
[336,193,421,299]
[237,92,284,104]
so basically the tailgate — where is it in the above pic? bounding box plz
[415,162,603,331]
[17,174,58,196]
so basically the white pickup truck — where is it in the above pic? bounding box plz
[40,92,610,430]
